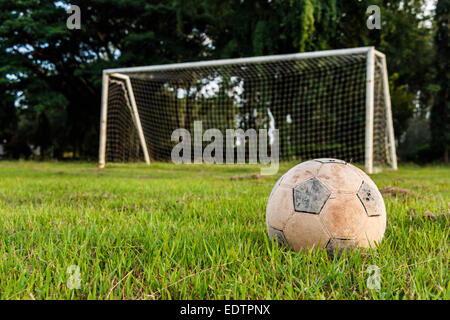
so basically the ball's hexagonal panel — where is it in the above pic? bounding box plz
[280,160,322,188]
[356,214,386,248]
[314,158,347,164]
[267,226,289,247]
[268,174,285,202]
[357,181,385,217]
[349,163,380,191]
[317,162,362,193]
[320,195,368,239]
[284,213,330,250]
[326,238,356,256]
[293,178,331,214]
[346,162,368,179]
[266,186,295,230]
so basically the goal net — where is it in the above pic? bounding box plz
[99,47,397,173]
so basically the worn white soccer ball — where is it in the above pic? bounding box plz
[266,159,386,254]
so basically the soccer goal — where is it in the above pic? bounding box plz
[99,46,397,173]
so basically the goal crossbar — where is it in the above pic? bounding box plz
[104,47,377,74]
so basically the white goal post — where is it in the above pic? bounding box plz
[99,46,397,173]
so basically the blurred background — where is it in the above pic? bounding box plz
[0,0,447,164]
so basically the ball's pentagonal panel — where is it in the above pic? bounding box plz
[284,213,330,250]
[293,178,331,214]
[280,160,322,188]
[266,186,295,230]
[317,162,362,193]
[267,226,289,247]
[320,195,368,239]
[356,214,386,248]
[326,238,356,256]
[357,181,385,217]
[314,158,347,164]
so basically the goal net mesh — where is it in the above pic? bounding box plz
[105,51,392,168]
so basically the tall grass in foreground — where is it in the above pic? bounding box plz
[0,161,448,299]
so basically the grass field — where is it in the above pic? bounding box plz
[0,161,448,300]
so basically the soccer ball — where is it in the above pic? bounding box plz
[266,158,386,254]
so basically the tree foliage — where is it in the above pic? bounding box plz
[430,0,449,162]
[0,0,442,161]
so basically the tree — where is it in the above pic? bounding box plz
[0,0,210,159]
[333,0,435,138]
[430,0,449,162]
[0,0,439,161]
